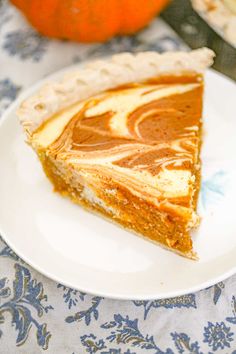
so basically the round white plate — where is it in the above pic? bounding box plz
[0,66,236,300]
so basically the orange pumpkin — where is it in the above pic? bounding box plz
[11,0,169,42]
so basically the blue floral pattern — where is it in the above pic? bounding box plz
[203,322,234,351]
[3,29,48,61]
[80,334,106,353]
[101,350,136,354]
[133,294,196,319]
[0,78,21,116]
[0,244,22,262]
[0,1,236,352]
[171,332,203,354]
[101,314,173,353]
[66,296,103,326]
[226,296,236,325]
[57,284,85,309]
[0,263,53,349]
[212,282,225,305]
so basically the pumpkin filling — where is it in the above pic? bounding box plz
[31,74,203,259]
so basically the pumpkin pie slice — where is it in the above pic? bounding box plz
[18,48,214,259]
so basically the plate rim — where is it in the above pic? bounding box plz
[0,64,236,300]
[0,223,235,300]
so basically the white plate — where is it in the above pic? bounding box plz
[0,66,236,300]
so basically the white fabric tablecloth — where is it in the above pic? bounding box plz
[1,1,236,353]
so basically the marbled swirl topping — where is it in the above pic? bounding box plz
[34,75,202,222]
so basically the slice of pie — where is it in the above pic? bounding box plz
[18,48,214,259]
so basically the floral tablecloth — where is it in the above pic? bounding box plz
[1,1,236,353]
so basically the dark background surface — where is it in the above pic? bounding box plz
[162,0,236,81]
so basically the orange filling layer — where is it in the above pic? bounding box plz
[35,73,202,258]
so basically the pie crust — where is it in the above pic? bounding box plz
[19,48,214,135]
[18,48,215,259]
